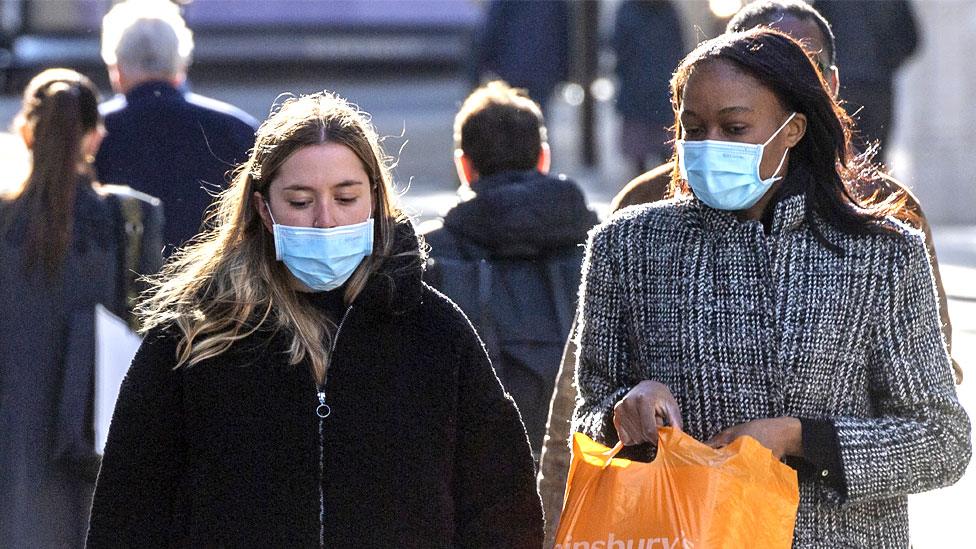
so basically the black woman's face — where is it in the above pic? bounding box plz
[679,59,804,181]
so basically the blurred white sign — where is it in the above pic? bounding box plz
[94,304,142,454]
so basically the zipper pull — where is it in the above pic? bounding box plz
[316,391,331,419]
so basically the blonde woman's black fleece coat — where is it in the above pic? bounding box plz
[86,221,543,548]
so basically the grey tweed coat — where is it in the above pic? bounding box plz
[572,194,971,548]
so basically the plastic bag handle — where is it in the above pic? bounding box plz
[597,441,626,469]
[599,428,672,468]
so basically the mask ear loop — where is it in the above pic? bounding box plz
[763,112,797,147]
[262,198,286,261]
[761,112,797,182]
[364,181,380,225]
[263,196,278,226]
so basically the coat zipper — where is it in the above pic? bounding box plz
[317,305,353,549]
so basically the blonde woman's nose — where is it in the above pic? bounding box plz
[313,204,338,229]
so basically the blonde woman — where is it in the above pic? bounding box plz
[86,92,543,547]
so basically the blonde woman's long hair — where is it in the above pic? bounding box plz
[138,92,403,384]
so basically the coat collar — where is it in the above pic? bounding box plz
[258,219,423,340]
[689,193,807,236]
[124,81,185,104]
[687,164,810,236]
[347,217,425,319]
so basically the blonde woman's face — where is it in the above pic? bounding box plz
[254,142,373,230]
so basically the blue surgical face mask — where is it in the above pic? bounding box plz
[676,112,796,211]
[267,208,374,292]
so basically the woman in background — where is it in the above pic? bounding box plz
[0,69,162,548]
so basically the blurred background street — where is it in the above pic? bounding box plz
[0,1,973,546]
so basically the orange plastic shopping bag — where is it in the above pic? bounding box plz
[554,428,799,549]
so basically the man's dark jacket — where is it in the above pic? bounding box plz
[95,81,257,253]
[423,170,599,455]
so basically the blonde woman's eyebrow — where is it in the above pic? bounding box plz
[279,180,366,192]
[279,184,315,192]
[332,180,367,189]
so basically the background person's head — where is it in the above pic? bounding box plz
[101,0,194,93]
[453,80,550,186]
[670,28,899,240]
[6,68,101,277]
[727,0,839,97]
[16,68,101,163]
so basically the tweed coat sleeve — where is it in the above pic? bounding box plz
[571,224,636,446]
[834,231,971,504]
[452,313,544,548]
[87,328,185,546]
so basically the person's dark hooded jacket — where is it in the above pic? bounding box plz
[86,220,543,548]
[423,170,599,455]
